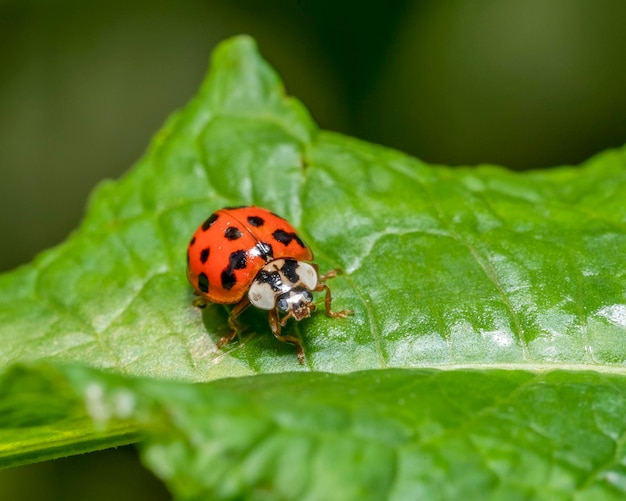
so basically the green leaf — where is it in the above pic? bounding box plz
[1,36,625,377]
[0,365,137,467]
[7,364,626,500]
[122,369,626,500]
[0,34,626,497]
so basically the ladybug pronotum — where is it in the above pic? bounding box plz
[186,206,352,363]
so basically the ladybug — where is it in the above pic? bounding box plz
[186,206,352,363]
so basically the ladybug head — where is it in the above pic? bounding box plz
[276,288,315,320]
[248,259,318,320]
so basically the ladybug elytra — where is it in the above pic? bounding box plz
[186,206,352,363]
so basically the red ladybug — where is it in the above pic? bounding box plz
[187,206,352,363]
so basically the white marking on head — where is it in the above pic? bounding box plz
[248,281,277,310]
[295,262,318,290]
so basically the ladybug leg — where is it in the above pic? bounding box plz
[216,298,250,348]
[318,268,341,282]
[268,309,305,364]
[279,311,295,327]
[192,292,209,309]
[314,270,354,319]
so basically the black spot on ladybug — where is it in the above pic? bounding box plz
[225,227,243,240]
[202,213,218,231]
[255,242,274,261]
[255,269,283,292]
[273,229,307,248]
[198,273,209,293]
[200,248,210,264]
[229,250,247,270]
[221,269,237,290]
[281,259,300,283]
[247,216,264,227]
[224,205,248,210]
[190,236,196,246]
[272,229,293,245]
[186,250,190,266]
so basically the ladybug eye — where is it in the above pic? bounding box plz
[277,297,289,313]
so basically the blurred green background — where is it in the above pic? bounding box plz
[2,0,626,498]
